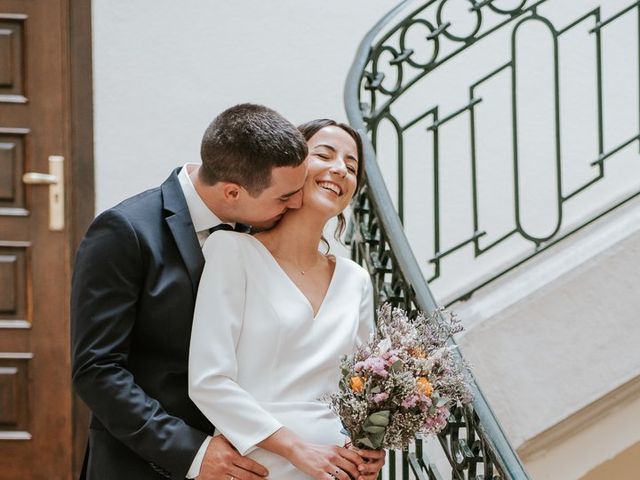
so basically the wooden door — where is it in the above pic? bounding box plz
[0,0,93,478]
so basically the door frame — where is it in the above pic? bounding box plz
[67,0,94,476]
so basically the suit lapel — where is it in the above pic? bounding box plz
[161,168,204,296]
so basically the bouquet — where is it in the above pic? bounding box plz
[326,304,473,450]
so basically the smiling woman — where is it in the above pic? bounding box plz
[304,127,359,212]
[188,120,387,480]
[298,120,366,242]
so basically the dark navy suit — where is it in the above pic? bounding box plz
[71,168,233,479]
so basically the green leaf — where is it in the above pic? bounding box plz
[436,396,450,407]
[367,432,385,449]
[370,386,381,394]
[389,360,404,372]
[356,437,375,449]
[363,425,386,434]
[366,410,390,427]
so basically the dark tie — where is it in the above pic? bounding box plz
[208,224,234,234]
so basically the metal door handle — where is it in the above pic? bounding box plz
[23,172,58,185]
[22,156,65,231]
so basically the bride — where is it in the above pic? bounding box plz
[188,119,385,480]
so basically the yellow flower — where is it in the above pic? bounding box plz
[417,377,433,396]
[409,347,427,359]
[350,376,365,393]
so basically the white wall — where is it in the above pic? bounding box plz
[92,0,393,214]
[94,1,640,284]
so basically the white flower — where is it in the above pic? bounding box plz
[377,338,392,354]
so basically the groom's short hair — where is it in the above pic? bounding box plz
[200,103,308,196]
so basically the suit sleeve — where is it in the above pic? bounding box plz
[189,232,283,456]
[71,209,207,480]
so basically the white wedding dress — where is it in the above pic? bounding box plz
[189,231,374,479]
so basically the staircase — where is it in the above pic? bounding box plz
[456,196,640,479]
[345,0,640,478]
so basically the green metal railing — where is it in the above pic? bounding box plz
[348,0,640,306]
[347,0,640,478]
[342,0,608,478]
[348,183,528,479]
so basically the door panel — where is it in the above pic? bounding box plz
[0,355,30,438]
[0,243,30,328]
[0,0,73,478]
[0,13,27,103]
[0,129,29,215]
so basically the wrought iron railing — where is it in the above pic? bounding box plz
[348,0,640,305]
[343,0,548,478]
[348,184,529,479]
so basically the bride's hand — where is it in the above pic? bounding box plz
[347,445,386,480]
[259,428,364,480]
[287,442,365,480]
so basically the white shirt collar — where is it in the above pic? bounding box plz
[177,164,233,232]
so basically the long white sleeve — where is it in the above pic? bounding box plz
[188,232,282,455]
[357,271,375,347]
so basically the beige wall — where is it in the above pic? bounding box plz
[520,375,640,479]
[456,198,640,478]
[580,442,640,480]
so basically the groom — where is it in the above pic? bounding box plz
[71,104,310,479]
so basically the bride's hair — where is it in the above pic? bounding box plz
[297,119,366,249]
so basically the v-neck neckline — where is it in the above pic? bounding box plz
[245,234,341,320]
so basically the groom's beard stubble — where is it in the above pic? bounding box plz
[251,211,287,233]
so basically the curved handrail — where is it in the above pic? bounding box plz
[346,0,640,305]
[344,1,530,478]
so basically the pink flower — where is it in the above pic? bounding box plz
[381,350,400,365]
[401,394,420,409]
[363,356,388,377]
[437,407,450,422]
[422,407,451,432]
[387,355,400,365]
[419,395,433,411]
[373,392,389,404]
[423,417,437,429]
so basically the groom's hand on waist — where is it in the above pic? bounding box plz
[198,435,269,480]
